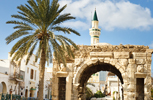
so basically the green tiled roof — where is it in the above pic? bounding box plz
[93,10,98,21]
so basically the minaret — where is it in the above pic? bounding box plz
[89,9,101,45]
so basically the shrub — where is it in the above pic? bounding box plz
[93,90,105,98]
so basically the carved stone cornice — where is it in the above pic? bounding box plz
[72,44,149,59]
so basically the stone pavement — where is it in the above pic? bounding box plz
[91,96,113,100]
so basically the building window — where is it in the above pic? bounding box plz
[45,95,47,98]
[35,70,37,80]
[30,69,34,79]
[33,61,35,66]
[27,68,29,73]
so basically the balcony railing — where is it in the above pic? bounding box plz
[9,72,24,81]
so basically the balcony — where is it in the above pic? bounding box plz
[9,72,24,82]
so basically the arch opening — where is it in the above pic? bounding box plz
[77,63,124,99]
[79,63,124,87]
[0,82,7,94]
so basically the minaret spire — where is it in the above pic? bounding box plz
[89,9,101,45]
[93,9,98,21]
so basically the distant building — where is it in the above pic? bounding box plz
[105,72,122,99]
[0,53,52,99]
[99,71,107,92]
[87,72,100,93]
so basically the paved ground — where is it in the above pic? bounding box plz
[90,96,113,100]
[100,96,113,100]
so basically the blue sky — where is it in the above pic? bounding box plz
[0,0,153,70]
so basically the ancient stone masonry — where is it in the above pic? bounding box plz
[52,44,153,100]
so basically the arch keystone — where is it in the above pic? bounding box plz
[104,58,110,63]
[99,58,104,63]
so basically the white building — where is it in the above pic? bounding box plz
[0,59,22,96]
[87,72,100,93]
[105,72,122,99]
[44,67,52,99]
[0,53,52,99]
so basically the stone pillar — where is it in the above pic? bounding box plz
[72,84,79,100]
[52,76,58,100]
[144,57,152,100]
[82,83,87,100]
[66,75,72,100]
[122,71,128,100]
[127,59,136,100]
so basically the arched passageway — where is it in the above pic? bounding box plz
[79,63,123,85]
[0,82,7,94]
[77,63,124,100]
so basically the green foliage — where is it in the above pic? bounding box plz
[113,91,118,95]
[93,90,105,98]
[151,89,153,98]
[6,0,80,67]
[86,87,93,100]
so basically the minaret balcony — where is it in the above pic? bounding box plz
[89,28,101,32]
[90,32,101,36]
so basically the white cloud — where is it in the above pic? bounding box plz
[59,0,153,31]
[61,21,89,30]
[149,42,153,48]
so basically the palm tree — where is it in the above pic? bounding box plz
[6,0,80,99]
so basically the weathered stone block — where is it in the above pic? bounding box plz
[104,58,110,63]
[67,63,74,72]
[110,59,118,66]
[119,59,128,66]
[114,52,130,59]
[146,53,152,57]
[99,58,104,63]
[56,71,68,77]
[115,63,121,69]
[119,67,125,73]
[86,60,93,66]
[135,72,147,78]
[144,64,148,73]
[127,64,136,72]
[146,58,152,64]
[137,65,144,73]
[133,52,146,59]
[128,59,135,64]
[136,59,145,64]
[145,76,151,85]
[75,58,84,67]
[91,58,98,64]
[146,49,153,53]
[127,84,135,92]
[90,52,113,57]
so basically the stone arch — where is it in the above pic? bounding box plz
[73,58,125,100]
[73,59,125,85]
[52,45,153,100]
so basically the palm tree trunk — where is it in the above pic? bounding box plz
[38,47,46,100]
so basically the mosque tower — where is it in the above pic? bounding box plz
[89,9,101,45]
